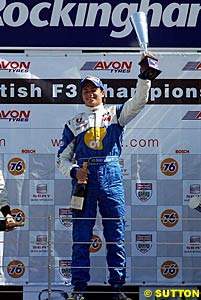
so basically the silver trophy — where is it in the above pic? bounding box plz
[130,11,161,80]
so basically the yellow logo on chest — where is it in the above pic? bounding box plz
[84,127,106,150]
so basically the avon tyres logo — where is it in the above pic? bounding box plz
[80,61,132,73]
[0,60,30,73]
[0,109,30,122]
[182,111,201,120]
[182,62,201,71]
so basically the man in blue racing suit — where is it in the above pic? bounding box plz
[57,54,151,300]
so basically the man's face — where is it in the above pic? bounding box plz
[81,81,105,107]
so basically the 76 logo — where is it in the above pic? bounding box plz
[160,260,179,279]
[160,158,179,176]
[7,157,26,176]
[160,209,179,227]
[7,260,25,278]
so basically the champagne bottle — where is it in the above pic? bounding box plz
[71,162,88,212]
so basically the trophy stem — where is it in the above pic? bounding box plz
[142,43,148,54]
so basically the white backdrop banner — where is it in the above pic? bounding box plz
[0,52,201,293]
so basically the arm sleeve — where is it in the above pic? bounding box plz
[57,123,79,178]
[118,78,151,127]
[0,170,11,216]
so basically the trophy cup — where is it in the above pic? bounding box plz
[130,11,161,80]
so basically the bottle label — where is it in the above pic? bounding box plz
[71,195,84,211]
